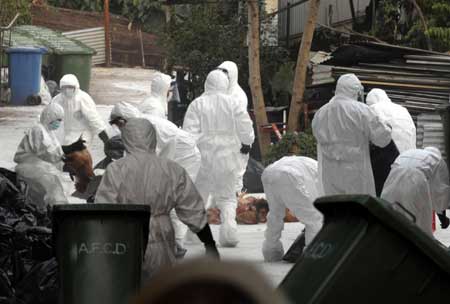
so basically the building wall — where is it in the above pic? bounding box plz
[31,4,164,68]
[265,0,279,13]
[278,0,371,40]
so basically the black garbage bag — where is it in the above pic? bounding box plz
[243,158,265,193]
[370,140,399,197]
[0,266,13,299]
[0,168,55,302]
[15,259,58,304]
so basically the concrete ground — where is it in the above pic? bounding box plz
[1,67,450,288]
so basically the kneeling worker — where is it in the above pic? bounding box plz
[261,156,324,262]
[95,118,219,280]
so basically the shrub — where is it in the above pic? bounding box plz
[264,130,317,166]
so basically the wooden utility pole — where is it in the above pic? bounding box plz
[287,0,321,132]
[247,0,271,159]
[104,0,111,66]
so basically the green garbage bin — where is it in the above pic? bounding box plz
[53,53,93,92]
[53,204,150,304]
[280,195,450,304]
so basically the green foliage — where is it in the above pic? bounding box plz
[270,61,295,107]
[375,0,450,52]
[47,0,102,11]
[374,0,399,43]
[259,45,291,106]
[162,3,291,104]
[264,130,317,166]
[162,3,245,98]
[0,0,31,26]
[111,0,164,29]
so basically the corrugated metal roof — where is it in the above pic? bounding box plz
[11,25,95,55]
[63,27,106,65]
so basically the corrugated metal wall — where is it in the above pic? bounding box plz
[278,0,371,40]
[63,27,106,65]
[416,113,446,159]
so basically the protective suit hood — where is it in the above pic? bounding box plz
[425,146,442,158]
[204,70,229,94]
[366,88,391,106]
[218,61,238,94]
[111,101,142,120]
[334,74,363,101]
[40,103,64,128]
[151,73,172,98]
[59,74,80,89]
[121,118,157,153]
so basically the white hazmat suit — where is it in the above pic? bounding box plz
[14,103,68,210]
[110,101,202,247]
[261,156,323,262]
[183,70,255,247]
[382,147,450,235]
[312,74,392,196]
[217,61,254,193]
[53,74,107,145]
[366,88,416,153]
[95,118,209,279]
[138,72,172,119]
[39,76,52,105]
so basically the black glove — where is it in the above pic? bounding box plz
[196,224,220,260]
[98,130,109,144]
[438,211,450,229]
[240,144,251,155]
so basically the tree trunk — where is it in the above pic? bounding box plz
[287,0,321,132]
[247,0,271,160]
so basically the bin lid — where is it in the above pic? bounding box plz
[10,25,96,55]
[6,46,47,54]
[314,195,450,273]
[53,203,150,214]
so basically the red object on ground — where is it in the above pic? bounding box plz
[432,211,436,232]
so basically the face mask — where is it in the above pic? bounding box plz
[62,87,76,99]
[49,120,61,130]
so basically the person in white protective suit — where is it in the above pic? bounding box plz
[95,118,219,280]
[39,76,52,105]
[52,74,108,145]
[14,103,68,210]
[138,72,172,119]
[366,88,416,153]
[217,61,253,193]
[381,147,450,235]
[261,156,323,262]
[109,101,202,251]
[183,70,255,247]
[312,74,392,196]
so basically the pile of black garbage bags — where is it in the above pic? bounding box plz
[0,168,57,304]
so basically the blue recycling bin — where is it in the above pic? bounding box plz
[7,47,46,105]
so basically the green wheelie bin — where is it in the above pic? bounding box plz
[280,195,450,304]
[53,204,150,304]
